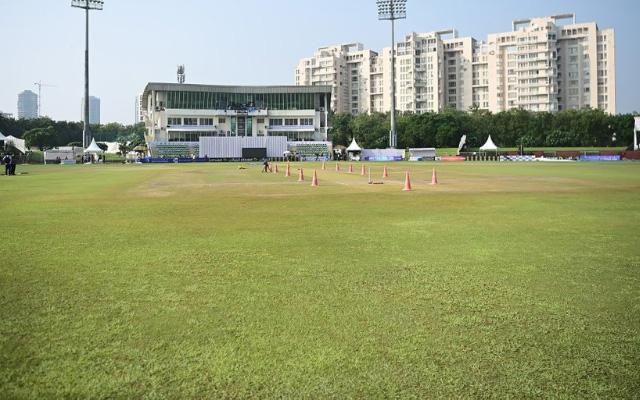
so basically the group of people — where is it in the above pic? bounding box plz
[2,154,17,176]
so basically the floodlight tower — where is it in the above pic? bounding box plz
[177,65,186,84]
[71,0,104,148]
[377,0,406,149]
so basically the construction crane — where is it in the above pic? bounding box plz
[34,81,56,117]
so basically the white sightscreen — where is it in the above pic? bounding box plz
[199,137,287,158]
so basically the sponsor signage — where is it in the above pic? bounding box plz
[579,155,621,161]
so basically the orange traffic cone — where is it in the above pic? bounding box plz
[311,170,319,187]
[431,168,438,185]
[336,163,340,172]
[285,163,291,177]
[403,171,412,192]
[298,168,305,182]
[322,161,326,170]
[349,164,353,173]
[383,165,389,178]
[360,164,365,176]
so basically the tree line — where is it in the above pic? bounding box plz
[330,108,638,149]
[2,108,637,152]
[0,116,145,151]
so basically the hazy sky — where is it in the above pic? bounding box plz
[1,0,638,124]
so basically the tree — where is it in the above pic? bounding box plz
[23,126,56,151]
[329,113,353,146]
[117,138,135,156]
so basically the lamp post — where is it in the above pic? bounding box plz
[377,0,406,149]
[71,0,104,149]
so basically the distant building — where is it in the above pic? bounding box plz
[296,13,616,114]
[81,96,101,125]
[17,90,38,119]
[0,111,13,119]
[135,94,145,124]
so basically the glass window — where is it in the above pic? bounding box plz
[183,118,197,125]
[246,118,253,136]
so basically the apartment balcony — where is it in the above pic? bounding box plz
[517,95,554,105]
[518,80,552,88]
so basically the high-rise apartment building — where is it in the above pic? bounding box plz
[17,90,38,119]
[135,94,145,124]
[479,14,615,113]
[392,30,475,113]
[295,13,615,115]
[296,43,378,114]
[81,96,101,125]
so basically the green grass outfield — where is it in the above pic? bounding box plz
[1,162,639,398]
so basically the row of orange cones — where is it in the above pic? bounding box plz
[274,162,438,190]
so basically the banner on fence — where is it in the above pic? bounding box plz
[579,155,621,161]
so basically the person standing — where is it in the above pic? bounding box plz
[9,154,16,175]
[262,159,270,173]
[2,154,11,176]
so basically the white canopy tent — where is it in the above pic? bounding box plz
[83,138,104,163]
[346,138,362,152]
[346,138,362,161]
[84,138,104,154]
[480,135,498,152]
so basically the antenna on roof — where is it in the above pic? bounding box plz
[177,65,185,84]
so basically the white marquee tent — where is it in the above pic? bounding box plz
[479,135,498,152]
[84,138,104,154]
[346,138,362,161]
[2,134,27,154]
[346,138,362,152]
[100,141,121,154]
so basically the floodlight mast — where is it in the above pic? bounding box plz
[71,0,104,148]
[377,0,406,149]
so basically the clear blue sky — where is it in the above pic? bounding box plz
[1,0,638,124]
